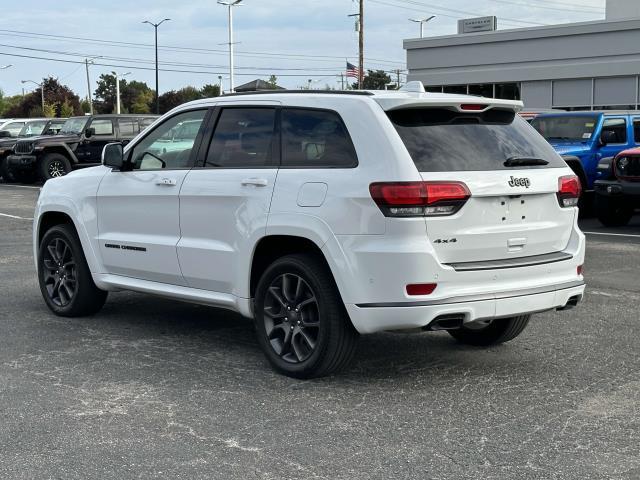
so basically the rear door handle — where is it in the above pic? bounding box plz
[241,178,268,187]
[156,178,177,186]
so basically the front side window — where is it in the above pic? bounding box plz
[601,118,627,144]
[90,119,114,136]
[281,108,358,168]
[205,108,276,168]
[129,109,207,170]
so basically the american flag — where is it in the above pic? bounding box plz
[346,61,361,79]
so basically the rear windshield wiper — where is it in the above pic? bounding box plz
[504,156,549,167]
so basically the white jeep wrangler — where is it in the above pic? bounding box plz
[34,83,585,378]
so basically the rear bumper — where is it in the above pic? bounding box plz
[347,281,585,334]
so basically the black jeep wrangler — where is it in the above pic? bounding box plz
[0,118,67,183]
[594,149,640,226]
[6,114,157,182]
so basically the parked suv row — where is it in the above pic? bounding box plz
[6,114,157,182]
[33,85,585,378]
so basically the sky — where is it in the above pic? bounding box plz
[0,0,606,98]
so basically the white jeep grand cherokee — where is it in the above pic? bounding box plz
[33,83,585,378]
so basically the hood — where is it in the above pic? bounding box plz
[15,133,80,145]
[548,142,592,157]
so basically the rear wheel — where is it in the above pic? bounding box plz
[39,153,71,181]
[595,194,633,227]
[254,254,358,379]
[38,224,107,316]
[448,315,531,346]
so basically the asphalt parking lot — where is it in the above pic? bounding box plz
[0,183,639,480]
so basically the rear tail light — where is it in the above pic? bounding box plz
[460,104,487,111]
[557,175,581,208]
[406,283,437,296]
[577,265,584,276]
[369,181,470,217]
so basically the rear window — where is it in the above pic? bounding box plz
[531,114,598,142]
[388,108,566,172]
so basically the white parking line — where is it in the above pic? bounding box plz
[584,231,640,239]
[0,184,40,190]
[0,213,33,221]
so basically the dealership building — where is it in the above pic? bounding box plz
[404,0,640,110]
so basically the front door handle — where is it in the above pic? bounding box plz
[241,178,268,187]
[156,178,177,186]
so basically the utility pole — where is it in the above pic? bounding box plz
[143,18,171,114]
[84,58,100,115]
[396,69,401,89]
[218,0,243,93]
[340,73,345,90]
[358,0,364,90]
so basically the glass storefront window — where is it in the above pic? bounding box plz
[495,83,521,100]
[468,84,494,98]
[443,85,467,94]
[425,86,443,93]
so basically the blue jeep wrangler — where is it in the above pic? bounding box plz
[530,111,640,193]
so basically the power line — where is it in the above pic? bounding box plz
[0,29,406,67]
[489,0,604,13]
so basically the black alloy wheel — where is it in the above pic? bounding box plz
[47,159,67,178]
[263,273,320,363]
[42,236,78,307]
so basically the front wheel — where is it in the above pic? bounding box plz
[448,315,531,346]
[38,224,107,316]
[39,153,71,181]
[595,194,634,227]
[253,254,358,379]
[0,157,16,183]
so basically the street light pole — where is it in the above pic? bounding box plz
[143,18,171,114]
[21,79,45,115]
[112,71,131,115]
[84,57,101,115]
[218,0,243,93]
[409,15,436,38]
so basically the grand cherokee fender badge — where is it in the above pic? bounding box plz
[105,243,146,252]
[508,176,530,188]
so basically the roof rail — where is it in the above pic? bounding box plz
[222,90,374,97]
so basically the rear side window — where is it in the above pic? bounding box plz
[634,119,640,144]
[388,108,566,172]
[91,119,114,136]
[281,108,358,168]
[118,118,138,137]
[601,118,627,144]
[205,108,276,168]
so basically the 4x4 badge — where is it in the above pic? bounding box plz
[508,176,530,188]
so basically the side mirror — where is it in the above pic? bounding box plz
[599,130,617,146]
[0,131,11,138]
[85,127,95,138]
[102,142,124,170]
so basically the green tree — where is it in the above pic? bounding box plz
[5,77,82,117]
[60,100,75,118]
[43,102,56,118]
[266,75,278,88]
[201,83,221,98]
[158,86,206,114]
[351,69,392,90]
[94,75,154,114]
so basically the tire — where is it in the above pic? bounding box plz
[39,153,71,181]
[595,194,633,227]
[448,315,531,346]
[253,254,358,379]
[0,158,16,183]
[37,224,107,317]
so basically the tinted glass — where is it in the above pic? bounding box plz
[130,109,206,170]
[531,115,598,142]
[601,118,627,144]
[389,108,566,172]
[91,119,114,135]
[634,119,640,144]
[118,118,137,136]
[206,108,275,168]
[281,109,357,168]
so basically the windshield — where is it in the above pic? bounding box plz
[17,120,49,137]
[530,115,598,142]
[388,108,566,172]
[60,117,89,135]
